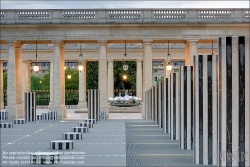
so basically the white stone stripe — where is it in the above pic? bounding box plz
[245,36,250,167]
[180,66,184,149]
[168,77,171,133]
[187,66,191,150]
[151,88,154,121]
[212,54,218,165]
[194,55,199,164]
[163,78,167,133]
[154,86,158,124]
[170,73,173,139]
[203,55,208,165]
[232,36,239,167]
[221,37,227,167]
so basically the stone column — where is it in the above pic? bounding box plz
[107,59,114,98]
[60,44,66,117]
[185,42,190,65]
[0,61,4,110]
[78,60,87,108]
[22,60,31,110]
[49,60,53,108]
[218,36,250,167]
[51,41,64,120]
[193,55,218,165]
[180,66,193,150]
[143,40,153,118]
[136,59,142,99]
[186,39,198,66]
[98,40,108,119]
[170,72,180,140]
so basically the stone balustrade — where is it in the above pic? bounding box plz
[0,9,249,24]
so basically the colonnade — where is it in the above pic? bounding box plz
[145,36,250,166]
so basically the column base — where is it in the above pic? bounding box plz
[100,106,109,119]
[0,101,4,110]
[78,101,87,109]
[5,105,24,120]
[48,102,53,110]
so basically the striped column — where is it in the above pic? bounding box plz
[145,90,148,119]
[154,85,158,124]
[14,118,26,124]
[25,92,36,122]
[30,152,60,165]
[158,82,162,128]
[151,87,155,121]
[170,72,180,140]
[72,127,89,133]
[0,123,13,128]
[0,111,8,120]
[193,54,218,165]
[180,66,193,150]
[149,88,152,120]
[163,78,170,133]
[50,140,73,150]
[63,132,82,140]
[87,89,100,121]
[218,36,250,167]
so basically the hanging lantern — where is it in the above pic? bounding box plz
[33,41,39,72]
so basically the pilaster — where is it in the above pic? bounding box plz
[78,60,87,108]
[107,59,114,98]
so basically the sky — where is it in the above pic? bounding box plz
[1,1,249,9]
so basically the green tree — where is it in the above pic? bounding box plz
[113,61,136,90]
[65,68,79,90]
[3,73,7,90]
[31,75,43,90]
[86,61,98,89]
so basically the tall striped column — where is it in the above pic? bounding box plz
[180,66,193,150]
[158,81,162,128]
[145,89,149,119]
[25,92,36,122]
[193,55,218,165]
[148,88,152,120]
[163,78,170,133]
[218,36,250,167]
[170,72,180,140]
[87,89,100,121]
[151,87,154,121]
[154,85,158,124]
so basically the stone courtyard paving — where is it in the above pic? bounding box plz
[0,119,126,166]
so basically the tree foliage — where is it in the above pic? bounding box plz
[64,68,79,90]
[113,61,136,90]
[86,61,98,90]
[31,75,43,90]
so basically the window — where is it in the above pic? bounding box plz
[154,76,157,81]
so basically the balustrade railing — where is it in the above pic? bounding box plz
[0,9,248,23]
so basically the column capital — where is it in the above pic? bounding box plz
[108,59,114,63]
[51,40,63,46]
[143,39,153,45]
[186,38,199,44]
[136,59,143,63]
[98,40,107,46]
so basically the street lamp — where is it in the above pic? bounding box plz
[166,40,172,72]
[33,41,39,72]
[78,41,84,72]
[123,40,128,80]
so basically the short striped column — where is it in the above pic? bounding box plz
[30,152,60,164]
[49,111,57,120]
[36,114,43,120]
[50,140,73,150]
[193,54,218,165]
[14,118,26,124]
[88,89,100,121]
[42,112,50,120]
[218,36,250,167]
[84,119,97,124]
[63,132,82,140]
[170,72,180,140]
[149,88,152,120]
[78,122,93,128]
[0,123,13,128]
[163,78,170,133]
[25,92,36,122]
[180,66,193,150]
[0,111,8,120]
[72,127,89,133]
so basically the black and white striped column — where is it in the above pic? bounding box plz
[154,85,158,124]
[0,123,13,128]
[30,152,60,164]
[170,72,180,140]
[49,111,57,120]
[193,54,218,165]
[0,111,8,120]
[149,88,152,120]
[218,36,250,167]
[180,66,193,150]
[78,122,93,128]
[36,114,43,120]
[25,92,36,122]
[14,118,26,124]
[63,132,82,140]
[163,78,170,133]
[158,81,162,128]
[50,140,73,150]
[72,127,89,133]
[87,89,100,121]
[151,87,155,121]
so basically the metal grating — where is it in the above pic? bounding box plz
[125,119,211,167]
